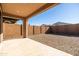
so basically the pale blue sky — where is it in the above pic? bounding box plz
[17,3,79,25]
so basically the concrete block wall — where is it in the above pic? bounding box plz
[3,23,79,39]
[41,26,46,34]
[33,26,41,34]
[51,24,79,35]
[3,23,50,39]
[28,26,33,35]
[3,23,22,39]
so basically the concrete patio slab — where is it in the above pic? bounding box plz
[0,38,72,56]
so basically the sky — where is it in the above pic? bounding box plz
[17,3,79,25]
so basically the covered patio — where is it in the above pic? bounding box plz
[0,3,58,42]
[0,3,73,56]
[0,38,72,56]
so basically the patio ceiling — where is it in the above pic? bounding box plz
[1,3,58,19]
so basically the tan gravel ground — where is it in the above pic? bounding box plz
[0,38,72,56]
[29,34,79,56]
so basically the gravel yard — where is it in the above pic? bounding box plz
[29,34,79,56]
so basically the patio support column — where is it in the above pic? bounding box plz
[0,15,3,42]
[0,4,3,42]
[23,18,28,38]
